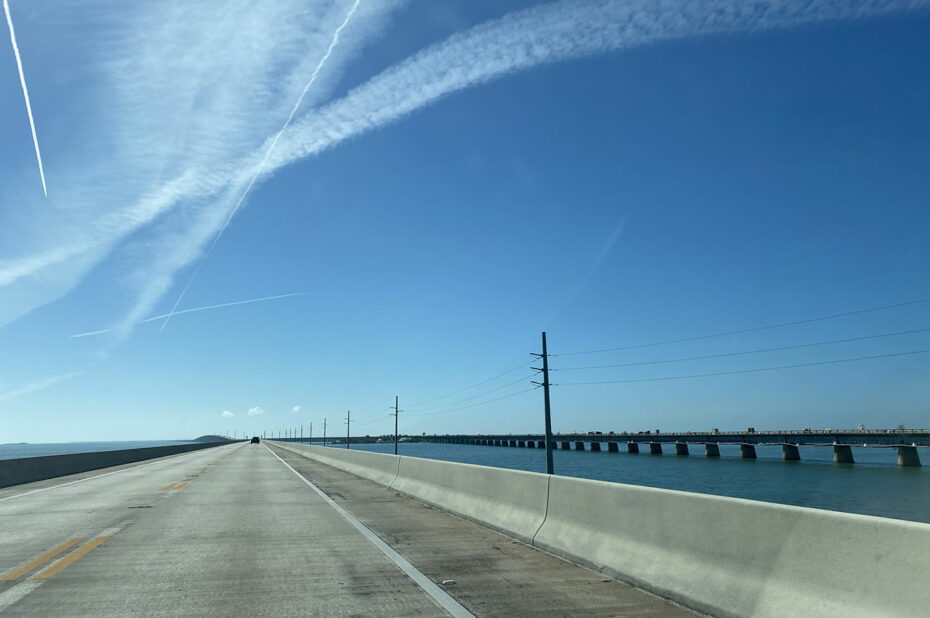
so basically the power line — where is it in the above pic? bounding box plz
[404,360,532,408]
[406,387,535,418]
[406,374,532,415]
[558,348,930,385]
[554,296,930,357]
[555,326,930,371]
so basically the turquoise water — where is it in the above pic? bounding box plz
[0,440,198,460]
[336,441,930,524]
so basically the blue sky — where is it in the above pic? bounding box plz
[1,0,928,442]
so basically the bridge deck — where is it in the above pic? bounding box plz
[0,442,694,616]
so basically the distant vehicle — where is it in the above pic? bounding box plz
[250,436,260,444]
[803,428,812,433]
[747,427,756,433]
[712,428,720,434]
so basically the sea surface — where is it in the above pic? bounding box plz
[340,441,930,524]
[0,440,198,460]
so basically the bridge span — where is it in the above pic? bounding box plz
[422,429,929,466]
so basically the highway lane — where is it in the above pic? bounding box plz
[0,442,452,616]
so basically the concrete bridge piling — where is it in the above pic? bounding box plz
[649,442,663,455]
[561,441,571,450]
[607,442,619,452]
[575,441,585,451]
[833,444,855,464]
[739,444,757,459]
[898,445,921,467]
[627,442,640,454]
[782,444,801,460]
[705,443,720,457]
[590,442,602,452]
[675,443,689,456]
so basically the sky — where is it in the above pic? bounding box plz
[1,0,928,442]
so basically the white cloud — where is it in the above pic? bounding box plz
[221,410,234,418]
[292,404,302,413]
[248,406,265,416]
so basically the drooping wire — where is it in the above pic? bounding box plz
[558,348,930,385]
[406,374,533,415]
[553,296,930,357]
[404,360,533,409]
[555,326,930,371]
[406,387,536,418]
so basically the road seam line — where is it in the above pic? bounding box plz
[264,445,474,618]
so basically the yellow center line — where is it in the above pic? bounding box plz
[31,537,110,580]
[0,538,84,582]
[160,482,178,490]
[172,481,188,490]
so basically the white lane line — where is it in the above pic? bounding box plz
[0,444,239,503]
[264,445,474,618]
[0,581,42,613]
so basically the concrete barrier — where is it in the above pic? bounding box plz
[533,475,930,618]
[390,453,549,544]
[269,441,930,617]
[0,441,229,488]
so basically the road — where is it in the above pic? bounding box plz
[0,442,695,616]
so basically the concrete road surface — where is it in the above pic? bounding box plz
[0,442,696,617]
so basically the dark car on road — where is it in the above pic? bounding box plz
[250,436,260,444]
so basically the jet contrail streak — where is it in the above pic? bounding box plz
[70,292,305,338]
[3,0,47,197]
[158,0,361,334]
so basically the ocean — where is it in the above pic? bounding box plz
[343,441,930,524]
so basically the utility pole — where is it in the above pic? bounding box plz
[323,418,327,446]
[310,422,313,444]
[345,410,351,449]
[532,331,555,475]
[393,395,399,455]
[300,424,303,443]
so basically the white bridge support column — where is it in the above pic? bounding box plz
[782,444,801,461]
[627,442,640,454]
[704,443,720,457]
[897,445,921,467]
[675,442,689,456]
[833,444,855,464]
[649,442,663,455]
[739,443,757,459]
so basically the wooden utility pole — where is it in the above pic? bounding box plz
[532,331,555,475]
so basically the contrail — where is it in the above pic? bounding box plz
[158,0,362,333]
[70,292,305,338]
[3,0,929,332]
[3,0,47,197]
[0,371,84,403]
